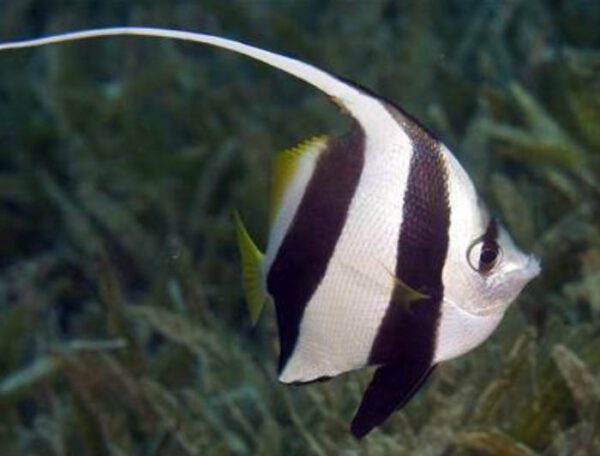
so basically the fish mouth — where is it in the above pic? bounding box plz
[484,254,541,314]
[521,255,542,281]
[500,253,541,284]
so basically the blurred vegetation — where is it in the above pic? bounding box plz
[0,0,599,455]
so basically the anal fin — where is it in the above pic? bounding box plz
[233,211,267,325]
[351,361,435,438]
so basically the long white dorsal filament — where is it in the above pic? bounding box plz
[0,26,380,124]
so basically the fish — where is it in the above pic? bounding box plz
[0,27,541,438]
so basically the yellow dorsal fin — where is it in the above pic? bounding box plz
[270,135,328,222]
[233,211,267,325]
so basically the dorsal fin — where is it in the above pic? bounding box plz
[270,135,328,222]
[0,27,384,127]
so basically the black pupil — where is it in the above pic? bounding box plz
[479,247,498,268]
[477,217,500,273]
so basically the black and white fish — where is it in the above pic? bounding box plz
[0,27,541,438]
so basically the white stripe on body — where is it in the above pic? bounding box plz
[280,108,414,383]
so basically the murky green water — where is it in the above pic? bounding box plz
[1,2,599,455]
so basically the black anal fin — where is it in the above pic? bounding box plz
[350,361,435,438]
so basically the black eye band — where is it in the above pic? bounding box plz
[479,217,499,272]
[482,217,499,246]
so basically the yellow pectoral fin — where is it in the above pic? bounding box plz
[233,211,267,325]
[270,135,328,222]
[379,262,429,309]
[392,276,429,308]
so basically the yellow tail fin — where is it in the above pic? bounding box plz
[233,211,267,325]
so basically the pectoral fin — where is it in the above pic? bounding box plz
[390,275,429,310]
[379,261,429,310]
[351,361,435,438]
[233,211,267,325]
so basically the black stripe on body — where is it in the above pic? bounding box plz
[267,125,366,374]
[482,217,498,248]
[352,105,450,437]
[369,106,450,364]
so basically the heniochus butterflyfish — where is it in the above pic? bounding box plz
[0,27,541,438]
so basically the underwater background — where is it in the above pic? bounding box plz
[0,1,599,454]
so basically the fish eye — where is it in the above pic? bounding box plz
[479,244,500,272]
[467,239,502,274]
[467,217,502,274]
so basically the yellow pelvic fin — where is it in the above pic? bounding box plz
[233,211,267,325]
[270,135,328,222]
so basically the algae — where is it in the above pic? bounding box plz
[0,1,599,454]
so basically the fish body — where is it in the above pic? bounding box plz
[238,95,539,437]
[0,27,541,438]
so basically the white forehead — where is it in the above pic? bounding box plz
[441,145,487,255]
